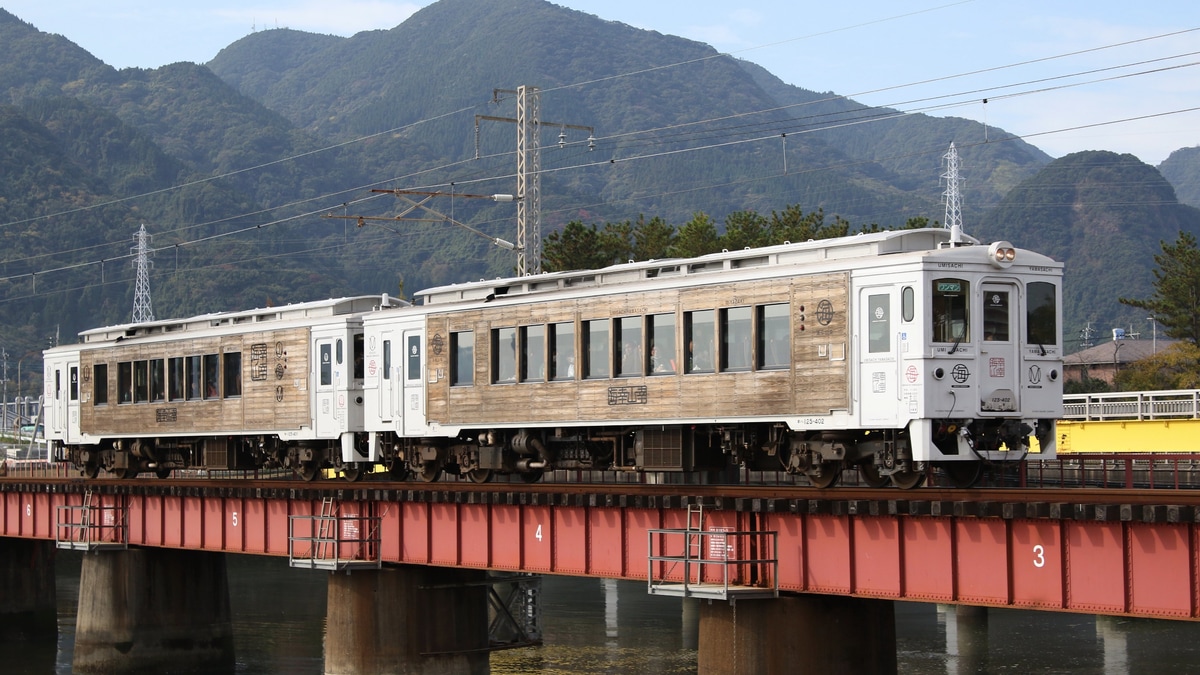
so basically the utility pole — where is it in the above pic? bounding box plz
[132,224,155,323]
[941,143,964,245]
[476,86,594,276]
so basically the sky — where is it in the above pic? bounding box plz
[3,0,1198,165]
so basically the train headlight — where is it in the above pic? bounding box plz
[987,241,1016,268]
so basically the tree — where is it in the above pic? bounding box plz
[1119,231,1200,345]
[632,215,676,261]
[670,212,720,258]
[1113,342,1200,391]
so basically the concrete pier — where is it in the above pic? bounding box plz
[325,564,489,675]
[698,594,897,674]
[73,548,235,674]
[0,538,57,641]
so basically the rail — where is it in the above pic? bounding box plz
[1063,389,1200,421]
[288,502,382,571]
[647,525,777,600]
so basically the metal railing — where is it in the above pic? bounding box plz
[55,491,128,551]
[647,523,777,600]
[1064,389,1200,421]
[288,500,382,571]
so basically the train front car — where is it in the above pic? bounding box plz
[851,236,1063,488]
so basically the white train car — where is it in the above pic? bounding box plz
[361,228,1063,488]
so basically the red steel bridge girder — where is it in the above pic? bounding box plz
[2,488,1196,621]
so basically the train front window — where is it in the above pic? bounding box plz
[983,291,1010,341]
[1027,282,1057,348]
[932,279,970,344]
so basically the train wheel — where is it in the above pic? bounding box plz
[342,465,365,482]
[520,469,545,483]
[889,464,926,490]
[806,461,842,489]
[939,461,982,488]
[111,467,136,480]
[299,463,320,482]
[857,461,889,488]
[418,462,442,482]
[83,464,100,479]
[155,468,172,480]
[386,460,409,481]
[466,469,493,483]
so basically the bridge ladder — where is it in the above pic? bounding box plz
[686,503,705,585]
[316,497,337,562]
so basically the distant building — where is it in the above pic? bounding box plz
[1063,337,1178,384]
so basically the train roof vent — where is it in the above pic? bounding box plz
[730,255,769,269]
[564,274,596,287]
[688,261,725,274]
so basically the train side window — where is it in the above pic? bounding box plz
[902,287,915,322]
[757,303,790,369]
[133,361,149,403]
[93,364,108,405]
[223,352,242,398]
[319,344,332,387]
[167,357,184,401]
[868,294,891,353]
[186,356,203,399]
[450,332,474,386]
[70,366,79,401]
[932,279,970,344]
[203,354,220,399]
[721,307,752,371]
[648,313,676,375]
[150,359,165,402]
[382,340,392,381]
[117,362,133,403]
[493,327,517,384]
[684,310,714,374]
[353,334,365,380]
[616,316,642,377]
[983,291,1010,341]
[521,325,546,382]
[1027,282,1057,347]
[583,320,610,379]
[549,322,575,380]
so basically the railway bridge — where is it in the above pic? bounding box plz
[3,471,1200,674]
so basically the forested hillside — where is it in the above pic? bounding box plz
[1159,146,1200,209]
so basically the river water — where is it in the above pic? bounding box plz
[10,550,1200,673]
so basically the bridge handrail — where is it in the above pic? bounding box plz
[288,512,382,571]
[1063,389,1200,422]
[646,526,778,599]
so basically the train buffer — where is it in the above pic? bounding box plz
[647,504,778,601]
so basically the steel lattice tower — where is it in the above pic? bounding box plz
[941,143,964,244]
[515,85,542,276]
[131,224,155,323]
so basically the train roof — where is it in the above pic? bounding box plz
[414,228,1039,306]
[75,295,405,344]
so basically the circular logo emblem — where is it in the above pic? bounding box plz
[874,307,885,320]
[274,364,285,380]
[431,333,445,356]
[951,364,970,384]
[816,299,834,326]
[905,365,918,383]
[1028,365,1042,384]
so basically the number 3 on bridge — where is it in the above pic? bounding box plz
[1032,544,1045,568]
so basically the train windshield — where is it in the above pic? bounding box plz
[1026,281,1058,347]
[932,278,970,343]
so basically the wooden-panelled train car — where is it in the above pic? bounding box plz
[44,228,1064,488]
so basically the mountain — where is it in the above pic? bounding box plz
[978,150,1200,342]
[1158,146,1200,209]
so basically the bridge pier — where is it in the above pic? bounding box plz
[325,564,489,675]
[698,594,896,674]
[73,548,235,674]
[0,538,57,640]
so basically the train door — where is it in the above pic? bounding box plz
[375,329,397,424]
[858,287,899,426]
[314,336,342,437]
[979,282,1019,413]
[402,329,425,436]
[44,352,79,444]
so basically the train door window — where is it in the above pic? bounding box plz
[186,356,203,399]
[70,366,78,401]
[319,344,332,386]
[983,291,1010,341]
[353,334,365,380]
[133,361,149,403]
[549,322,575,380]
[167,357,184,401]
[223,352,242,398]
[382,340,392,381]
[868,294,891,353]
[203,354,220,399]
[117,362,133,403]
[757,303,790,369]
[492,327,516,383]
[336,339,344,366]
[150,359,165,402]
[902,287,915,322]
[684,310,714,374]
[648,314,676,375]
[616,316,643,377]
[521,325,546,382]
[1027,282,1058,347]
[583,320,610,379]
[406,334,421,382]
[450,332,473,386]
[93,364,108,405]
[721,307,752,371]
[932,279,970,344]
